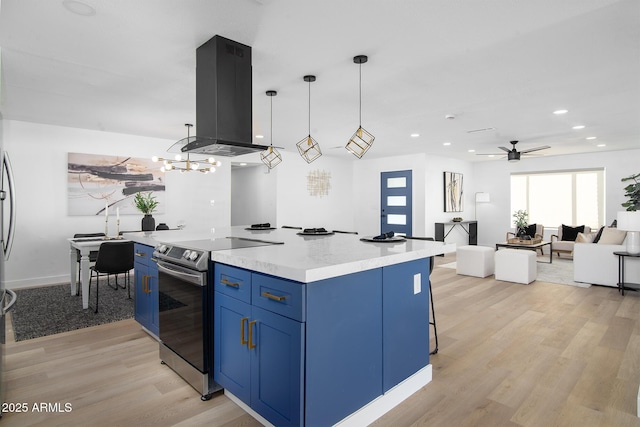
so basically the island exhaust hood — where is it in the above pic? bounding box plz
[178,35,269,157]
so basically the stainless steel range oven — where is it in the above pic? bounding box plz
[154,242,219,400]
[154,237,284,400]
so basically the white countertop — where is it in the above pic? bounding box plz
[123,227,456,283]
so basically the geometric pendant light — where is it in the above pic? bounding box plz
[260,90,283,169]
[345,55,375,158]
[296,75,322,163]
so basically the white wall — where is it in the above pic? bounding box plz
[274,151,355,231]
[3,120,231,288]
[231,164,277,226]
[473,148,640,247]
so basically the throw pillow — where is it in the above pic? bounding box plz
[576,232,595,243]
[597,227,626,245]
[561,224,585,241]
[592,226,605,243]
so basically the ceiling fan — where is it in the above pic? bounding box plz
[477,140,550,162]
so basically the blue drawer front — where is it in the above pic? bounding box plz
[252,273,305,322]
[134,243,152,267]
[214,263,252,303]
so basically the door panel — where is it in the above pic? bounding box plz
[381,170,412,235]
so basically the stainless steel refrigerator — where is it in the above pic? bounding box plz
[0,123,17,413]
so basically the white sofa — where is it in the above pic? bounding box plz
[574,237,640,287]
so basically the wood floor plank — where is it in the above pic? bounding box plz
[3,258,640,427]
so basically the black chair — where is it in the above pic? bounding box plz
[89,241,134,313]
[405,236,438,355]
[73,233,105,296]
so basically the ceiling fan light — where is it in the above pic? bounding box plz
[508,151,520,162]
[346,126,375,159]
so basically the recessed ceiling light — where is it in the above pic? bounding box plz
[597,144,606,147]
[488,155,495,158]
[62,0,96,16]
[468,149,475,153]
[553,109,568,115]
[410,133,420,138]
[240,163,247,166]
[442,142,451,146]
[255,135,264,139]
[586,136,597,140]
[572,125,585,130]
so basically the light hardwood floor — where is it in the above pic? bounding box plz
[3,254,640,427]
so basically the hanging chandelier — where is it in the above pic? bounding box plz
[345,55,375,158]
[260,90,283,169]
[296,75,322,163]
[152,124,221,173]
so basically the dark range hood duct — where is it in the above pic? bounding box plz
[180,35,269,157]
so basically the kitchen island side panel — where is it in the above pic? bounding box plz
[305,268,383,427]
[382,258,431,392]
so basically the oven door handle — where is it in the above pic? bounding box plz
[156,261,205,286]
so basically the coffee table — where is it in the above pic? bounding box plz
[495,240,553,263]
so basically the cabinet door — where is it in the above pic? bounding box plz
[134,261,150,328]
[148,260,159,336]
[214,292,251,403]
[250,306,304,427]
[382,258,430,392]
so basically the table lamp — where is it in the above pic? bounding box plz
[617,211,640,254]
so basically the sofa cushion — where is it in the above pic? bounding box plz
[592,226,605,243]
[576,232,596,243]
[523,223,537,237]
[597,227,626,245]
[561,224,584,241]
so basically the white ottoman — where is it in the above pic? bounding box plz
[456,246,495,278]
[495,249,537,284]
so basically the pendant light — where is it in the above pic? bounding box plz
[296,75,322,163]
[152,124,221,173]
[260,90,283,169]
[345,55,375,158]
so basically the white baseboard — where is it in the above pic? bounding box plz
[225,364,432,427]
[6,275,70,289]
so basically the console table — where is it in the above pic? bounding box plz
[435,221,477,245]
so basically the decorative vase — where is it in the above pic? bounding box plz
[142,214,155,231]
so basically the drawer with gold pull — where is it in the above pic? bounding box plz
[252,272,305,321]
[214,263,252,303]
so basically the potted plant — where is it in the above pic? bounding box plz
[134,192,159,231]
[513,209,529,238]
[621,172,639,211]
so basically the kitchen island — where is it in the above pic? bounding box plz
[125,227,455,427]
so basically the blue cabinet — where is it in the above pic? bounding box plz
[214,259,431,427]
[134,243,159,337]
[213,265,304,427]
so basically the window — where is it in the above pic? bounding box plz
[510,169,604,229]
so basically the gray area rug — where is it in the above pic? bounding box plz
[11,279,135,342]
[438,257,590,288]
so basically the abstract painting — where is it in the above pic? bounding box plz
[68,153,165,216]
[444,171,463,212]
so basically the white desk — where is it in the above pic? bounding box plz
[68,237,130,309]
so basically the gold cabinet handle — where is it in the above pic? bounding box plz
[146,276,151,294]
[143,276,148,293]
[262,291,286,302]
[135,252,147,257]
[240,317,249,346]
[221,278,240,288]
[248,320,257,349]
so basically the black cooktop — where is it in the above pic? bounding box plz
[172,236,283,252]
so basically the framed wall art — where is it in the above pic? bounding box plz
[67,152,166,216]
[443,171,463,212]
